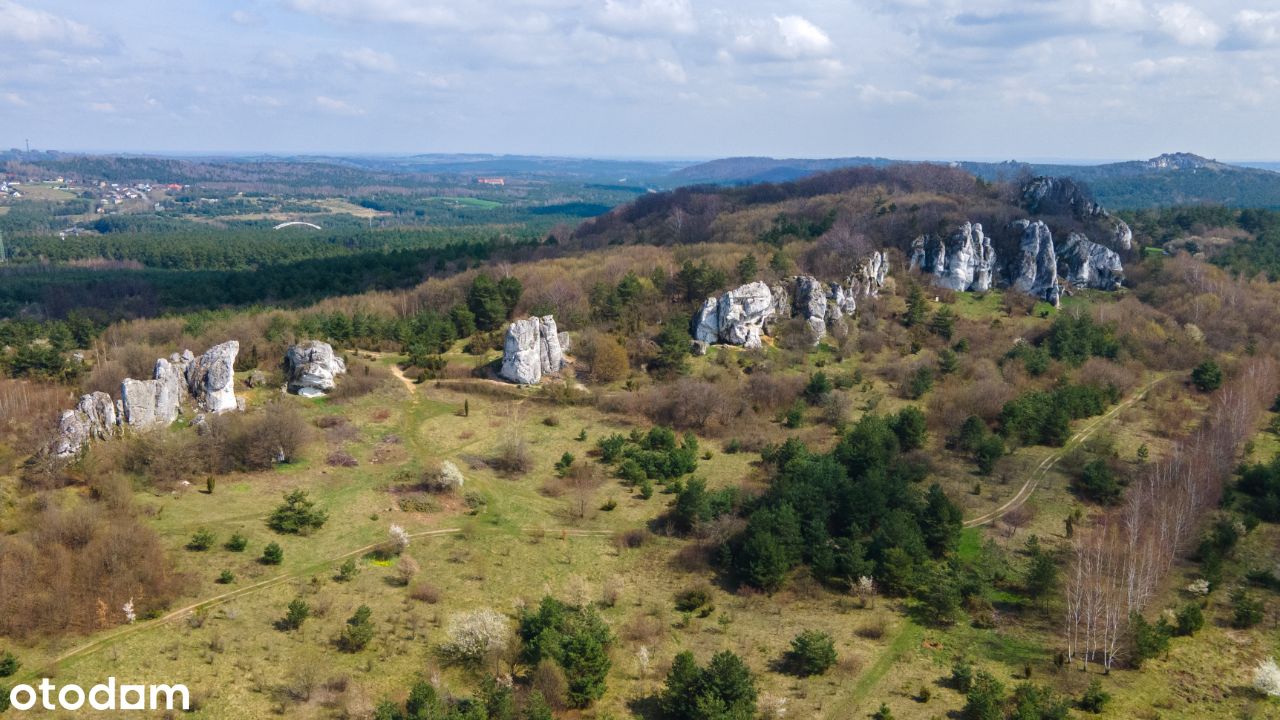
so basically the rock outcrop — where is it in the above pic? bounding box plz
[693,253,890,348]
[909,222,997,292]
[695,281,777,349]
[1058,233,1124,290]
[1010,220,1060,306]
[499,315,567,384]
[53,341,242,457]
[284,340,347,397]
[1021,175,1133,254]
[187,341,239,413]
[53,392,118,457]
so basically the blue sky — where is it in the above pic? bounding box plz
[1,0,1278,159]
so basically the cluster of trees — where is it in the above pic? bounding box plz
[726,412,963,599]
[517,596,614,708]
[373,678,554,720]
[1237,450,1280,521]
[661,650,757,720]
[1064,357,1277,670]
[0,314,100,381]
[597,426,700,498]
[999,382,1118,447]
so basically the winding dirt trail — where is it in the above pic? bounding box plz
[963,374,1163,528]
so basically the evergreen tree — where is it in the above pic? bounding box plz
[903,282,927,327]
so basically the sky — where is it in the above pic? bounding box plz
[1,0,1279,160]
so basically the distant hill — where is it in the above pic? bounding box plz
[671,153,1280,210]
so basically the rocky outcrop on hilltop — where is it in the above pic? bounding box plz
[499,316,566,384]
[1058,233,1124,290]
[285,340,347,397]
[693,252,890,348]
[54,341,243,457]
[909,222,997,292]
[1021,176,1133,253]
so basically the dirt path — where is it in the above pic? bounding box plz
[964,375,1163,528]
[359,350,417,395]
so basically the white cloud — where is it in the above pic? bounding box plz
[242,93,284,108]
[657,58,687,83]
[1156,3,1221,47]
[1222,9,1280,49]
[285,0,460,28]
[730,15,834,62]
[314,95,365,115]
[1087,0,1148,30]
[593,0,696,37]
[1132,55,1191,79]
[857,84,920,104]
[338,47,398,73]
[0,1,106,49]
[2,91,28,107]
[89,101,116,113]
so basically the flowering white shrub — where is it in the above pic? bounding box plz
[389,524,411,553]
[1255,657,1280,698]
[1186,578,1211,596]
[122,598,136,624]
[759,693,789,719]
[443,608,510,663]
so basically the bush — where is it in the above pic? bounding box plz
[1129,612,1172,667]
[267,490,328,534]
[962,671,1005,720]
[1231,588,1264,628]
[410,582,442,603]
[225,533,248,552]
[1073,459,1123,505]
[218,401,309,470]
[1174,602,1204,636]
[444,607,511,665]
[788,630,837,676]
[278,598,309,631]
[674,584,714,613]
[889,406,927,451]
[335,558,358,582]
[903,365,935,399]
[261,542,283,565]
[0,651,19,678]
[325,450,358,467]
[217,569,235,584]
[1254,657,1280,698]
[519,596,615,708]
[1191,359,1223,392]
[951,657,975,692]
[187,528,215,551]
[337,605,374,652]
[1078,678,1110,713]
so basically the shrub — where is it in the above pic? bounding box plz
[325,450,358,467]
[1072,459,1123,505]
[187,528,215,551]
[278,598,310,631]
[1174,602,1204,636]
[1191,359,1223,392]
[1254,657,1280,698]
[1129,612,1172,667]
[261,542,283,565]
[410,582,441,603]
[1078,678,1110,713]
[225,533,248,552]
[267,490,328,534]
[962,671,1006,720]
[889,406,927,451]
[674,584,713,613]
[217,569,235,584]
[444,608,510,665]
[903,365,935,399]
[804,372,832,404]
[337,605,374,652]
[0,651,19,678]
[951,657,975,692]
[1231,588,1265,628]
[519,596,615,708]
[788,630,837,676]
[335,558,358,582]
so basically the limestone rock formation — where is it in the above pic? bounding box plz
[794,276,830,341]
[694,281,777,350]
[187,340,239,413]
[499,315,567,384]
[1110,219,1133,252]
[284,340,347,397]
[1021,175,1133,254]
[52,341,243,456]
[693,254,890,349]
[909,222,997,292]
[1009,220,1060,306]
[53,392,118,458]
[1058,233,1124,290]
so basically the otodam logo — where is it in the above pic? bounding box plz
[8,678,189,712]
